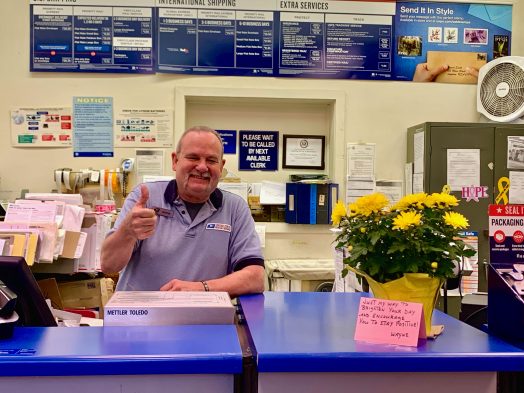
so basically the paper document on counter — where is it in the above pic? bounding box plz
[260,181,285,205]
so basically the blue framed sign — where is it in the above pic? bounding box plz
[29,1,512,82]
[155,0,276,76]
[30,0,155,73]
[154,0,395,79]
[217,130,237,155]
[239,130,278,171]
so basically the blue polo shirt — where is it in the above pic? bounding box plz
[111,180,264,291]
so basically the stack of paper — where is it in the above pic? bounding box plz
[1,196,88,267]
[0,224,41,266]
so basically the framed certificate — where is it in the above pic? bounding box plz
[283,135,325,170]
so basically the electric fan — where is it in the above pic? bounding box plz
[477,56,524,123]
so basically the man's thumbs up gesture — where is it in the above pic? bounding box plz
[123,184,157,240]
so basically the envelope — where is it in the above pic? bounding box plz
[427,51,487,84]
[0,227,41,265]
[0,233,27,257]
[468,4,512,31]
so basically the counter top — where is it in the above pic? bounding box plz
[239,292,524,373]
[0,325,242,376]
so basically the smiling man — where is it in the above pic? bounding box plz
[101,126,265,297]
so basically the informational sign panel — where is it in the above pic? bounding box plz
[394,2,512,81]
[278,1,395,79]
[114,108,173,147]
[156,0,275,76]
[489,204,524,264]
[30,0,155,73]
[217,130,237,155]
[73,97,114,157]
[10,107,72,147]
[155,0,395,79]
[30,0,512,82]
[239,130,278,171]
[136,149,165,184]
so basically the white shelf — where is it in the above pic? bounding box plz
[257,222,335,234]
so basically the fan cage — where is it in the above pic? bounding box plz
[479,62,524,119]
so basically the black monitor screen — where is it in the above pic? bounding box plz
[0,256,57,327]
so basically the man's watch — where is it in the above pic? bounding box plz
[201,281,210,292]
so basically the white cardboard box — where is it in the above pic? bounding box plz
[104,291,235,326]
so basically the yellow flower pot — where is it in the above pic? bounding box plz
[348,267,442,336]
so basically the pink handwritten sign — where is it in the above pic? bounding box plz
[354,297,426,347]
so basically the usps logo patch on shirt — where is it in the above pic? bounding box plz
[206,223,232,232]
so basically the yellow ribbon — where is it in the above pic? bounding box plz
[495,177,510,205]
[442,185,451,194]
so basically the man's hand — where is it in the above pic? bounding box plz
[412,63,449,82]
[160,279,204,292]
[159,266,264,297]
[123,184,157,240]
[100,184,158,274]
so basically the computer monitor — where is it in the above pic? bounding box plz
[0,256,57,326]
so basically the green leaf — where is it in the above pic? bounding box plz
[370,232,381,245]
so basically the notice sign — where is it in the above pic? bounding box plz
[73,97,114,158]
[239,131,278,171]
[354,297,426,347]
[489,204,524,263]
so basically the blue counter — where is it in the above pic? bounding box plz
[239,292,524,393]
[0,325,242,393]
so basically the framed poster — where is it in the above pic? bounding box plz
[283,135,325,170]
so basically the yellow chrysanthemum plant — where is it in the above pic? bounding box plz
[332,192,476,284]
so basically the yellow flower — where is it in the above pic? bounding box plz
[392,193,428,211]
[331,200,347,226]
[429,193,459,208]
[444,211,469,229]
[423,194,439,208]
[392,211,422,230]
[347,203,358,217]
[331,190,476,283]
[353,193,389,217]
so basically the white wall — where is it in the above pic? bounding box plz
[1,0,522,198]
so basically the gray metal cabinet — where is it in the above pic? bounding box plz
[407,122,524,291]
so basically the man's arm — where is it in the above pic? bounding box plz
[160,265,265,298]
[100,185,157,274]
[100,226,138,274]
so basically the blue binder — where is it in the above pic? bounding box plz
[296,183,316,224]
[287,182,338,224]
[296,183,310,224]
